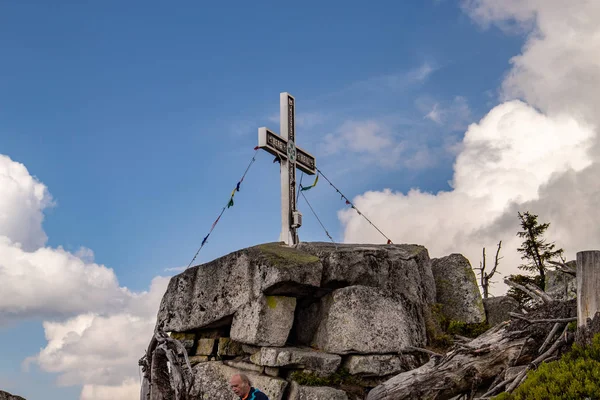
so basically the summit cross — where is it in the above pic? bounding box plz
[257,92,317,246]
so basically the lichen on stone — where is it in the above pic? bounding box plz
[265,296,278,309]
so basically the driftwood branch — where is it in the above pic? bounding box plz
[501,324,570,396]
[538,323,562,354]
[366,327,529,400]
[508,313,576,325]
[504,278,553,304]
[139,326,195,400]
[547,260,576,276]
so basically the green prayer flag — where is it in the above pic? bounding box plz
[227,198,234,208]
[301,175,319,191]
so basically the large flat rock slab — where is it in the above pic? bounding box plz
[311,285,426,354]
[191,362,287,400]
[297,242,436,306]
[431,254,485,324]
[157,243,322,332]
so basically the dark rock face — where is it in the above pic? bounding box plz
[0,391,26,400]
[483,296,520,326]
[431,254,485,324]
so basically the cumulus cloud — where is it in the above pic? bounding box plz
[0,238,131,322]
[0,154,169,398]
[0,155,52,251]
[24,275,169,399]
[80,379,141,400]
[341,0,600,294]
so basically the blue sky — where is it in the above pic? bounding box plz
[0,1,552,399]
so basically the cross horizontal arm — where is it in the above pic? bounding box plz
[258,127,316,175]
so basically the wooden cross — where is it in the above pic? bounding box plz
[257,92,317,246]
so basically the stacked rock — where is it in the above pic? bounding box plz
[155,242,481,400]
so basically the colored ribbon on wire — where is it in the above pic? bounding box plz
[316,167,393,245]
[186,148,259,269]
[300,174,319,191]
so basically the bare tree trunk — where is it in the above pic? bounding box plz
[576,250,600,346]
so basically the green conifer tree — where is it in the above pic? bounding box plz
[516,211,564,291]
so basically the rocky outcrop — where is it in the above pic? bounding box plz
[431,254,485,324]
[0,391,25,400]
[484,296,520,326]
[145,242,484,399]
[545,266,576,301]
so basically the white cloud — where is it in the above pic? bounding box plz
[425,103,443,124]
[23,275,169,398]
[340,0,600,295]
[0,154,169,398]
[321,120,409,169]
[0,155,52,251]
[422,96,472,130]
[0,238,131,322]
[353,63,436,92]
[80,378,141,400]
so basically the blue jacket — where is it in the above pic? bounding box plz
[241,387,269,400]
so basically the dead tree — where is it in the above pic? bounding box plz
[476,241,502,299]
[139,324,195,400]
[575,250,600,346]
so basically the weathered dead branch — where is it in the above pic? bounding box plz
[367,300,577,400]
[504,278,553,304]
[508,313,576,325]
[547,260,576,276]
[139,325,195,400]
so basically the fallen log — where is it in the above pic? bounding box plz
[367,300,577,400]
[366,327,529,400]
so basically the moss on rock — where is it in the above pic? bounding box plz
[254,242,320,267]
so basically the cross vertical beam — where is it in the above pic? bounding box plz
[280,92,297,245]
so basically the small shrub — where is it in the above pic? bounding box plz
[492,334,600,400]
[447,320,490,338]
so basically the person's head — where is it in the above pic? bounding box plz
[229,373,252,397]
